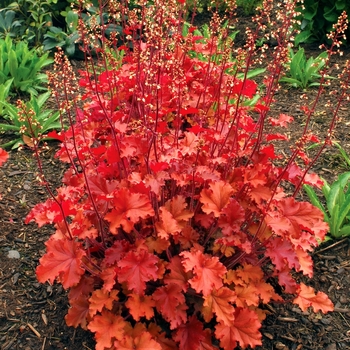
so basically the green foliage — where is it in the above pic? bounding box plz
[182,22,265,79]
[0,10,24,39]
[0,92,60,149]
[304,172,350,239]
[0,79,13,117]
[43,10,80,57]
[295,0,350,45]
[236,0,262,16]
[279,47,334,89]
[4,0,69,46]
[0,35,52,95]
[333,142,350,169]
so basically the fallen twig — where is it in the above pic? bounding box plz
[27,323,41,338]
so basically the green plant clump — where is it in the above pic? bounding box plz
[304,172,350,239]
[0,35,52,96]
[279,47,334,89]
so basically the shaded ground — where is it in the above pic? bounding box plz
[1,14,350,350]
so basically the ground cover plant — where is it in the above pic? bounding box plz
[0,35,52,96]
[21,0,350,349]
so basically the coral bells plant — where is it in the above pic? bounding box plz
[25,0,349,349]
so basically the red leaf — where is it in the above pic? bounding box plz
[102,239,130,267]
[265,237,300,271]
[47,130,65,141]
[147,323,178,350]
[215,308,262,349]
[218,199,245,235]
[268,197,327,239]
[164,256,189,291]
[269,113,294,127]
[293,283,334,313]
[105,188,155,233]
[88,311,127,350]
[181,249,227,295]
[36,238,85,289]
[117,249,159,294]
[274,267,298,294]
[200,181,233,217]
[0,148,9,166]
[152,283,188,329]
[173,315,216,350]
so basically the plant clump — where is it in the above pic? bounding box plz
[24,0,349,349]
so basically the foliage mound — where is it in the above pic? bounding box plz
[24,0,350,349]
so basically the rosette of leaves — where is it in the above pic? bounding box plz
[0,35,52,95]
[304,172,350,239]
[279,47,334,89]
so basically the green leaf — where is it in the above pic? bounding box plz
[327,172,350,215]
[335,195,350,236]
[0,122,20,131]
[338,224,350,237]
[8,49,18,82]
[329,203,339,237]
[303,184,329,222]
[295,30,312,46]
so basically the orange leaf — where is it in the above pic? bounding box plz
[65,296,90,329]
[234,283,259,307]
[117,249,159,294]
[36,238,85,289]
[88,311,127,350]
[164,195,194,222]
[295,247,313,277]
[115,331,162,350]
[153,284,188,329]
[293,283,334,313]
[202,287,236,325]
[235,263,264,283]
[181,249,227,295]
[155,207,181,239]
[89,289,119,317]
[215,308,262,349]
[200,181,233,217]
[126,293,156,321]
[105,188,155,233]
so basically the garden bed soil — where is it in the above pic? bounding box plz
[1,16,350,350]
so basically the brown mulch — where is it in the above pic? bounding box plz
[1,13,350,350]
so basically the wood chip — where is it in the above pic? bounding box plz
[277,316,298,322]
[27,323,41,338]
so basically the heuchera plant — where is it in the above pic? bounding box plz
[25,0,349,349]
